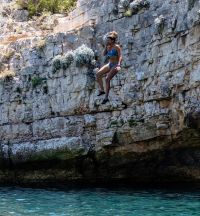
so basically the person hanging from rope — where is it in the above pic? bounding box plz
[96,31,122,104]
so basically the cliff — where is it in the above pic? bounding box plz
[0,0,200,185]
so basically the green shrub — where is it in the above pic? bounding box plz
[124,8,133,17]
[74,44,95,67]
[16,87,22,94]
[120,0,150,17]
[130,0,150,11]
[154,15,165,34]
[16,0,77,17]
[128,119,137,127]
[61,51,74,70]
[52,51,74,73]
[52,45,95,73]
[31,76,44,88]
[52,55,62,73]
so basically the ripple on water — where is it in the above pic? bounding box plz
[0,187,200,216]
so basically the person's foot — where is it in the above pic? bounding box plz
[102,97,109,104]
[97,90,105,96]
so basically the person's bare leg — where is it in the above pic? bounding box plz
[105,68,118,98]
[96,64,110,93]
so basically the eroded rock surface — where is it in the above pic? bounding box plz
[0,0,200,185]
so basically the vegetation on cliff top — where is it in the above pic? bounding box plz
[16,0,77,17]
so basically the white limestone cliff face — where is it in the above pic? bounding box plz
[0,0,200,184]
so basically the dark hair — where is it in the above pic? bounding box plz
[107,36,115,40]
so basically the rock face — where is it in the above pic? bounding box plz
[0,0,200,185]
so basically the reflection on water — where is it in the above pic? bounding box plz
[0,186,200,216]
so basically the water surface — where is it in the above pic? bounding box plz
[0,186,200,216]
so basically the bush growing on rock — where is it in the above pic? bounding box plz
[52,55,62,73]
[119,0,150,16]
[154,15,165,34]
[52,51,74,73]
[124,8,133,17]
[31,76,44,88]
[130,0,150,13]
[61,51,74,70]
[52,45,95,72]
[16,0,77,17]
[74,44,95,67]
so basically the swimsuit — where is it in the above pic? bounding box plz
[107,48,118,58]
[108,62,118,69]
[107,47,119,69]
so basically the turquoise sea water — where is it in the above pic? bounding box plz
[0,186,200,216]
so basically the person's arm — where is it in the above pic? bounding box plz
[103,45,108,56]
[115,45,122,68]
